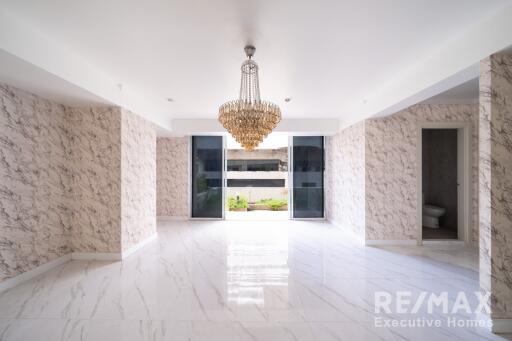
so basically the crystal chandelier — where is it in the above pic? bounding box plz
[219,46,281,151]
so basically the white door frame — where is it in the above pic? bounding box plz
[416,122,472,245]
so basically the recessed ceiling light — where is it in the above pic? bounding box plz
[166,98,174,102]
[284,97,292,102]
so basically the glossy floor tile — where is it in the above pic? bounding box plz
[0,220,510,340]
[224,210,289,221]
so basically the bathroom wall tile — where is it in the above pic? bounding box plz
[479,54,512,319]
[365,104,479,241]
[325,121,365,239]
[156,137,189,217]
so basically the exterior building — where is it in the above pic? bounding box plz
[226,148,288,202]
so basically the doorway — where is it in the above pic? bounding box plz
[225,134,289,221]
[190,135,325,220]
[417,123,471,243]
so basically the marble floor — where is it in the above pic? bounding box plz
[225,210,289,220]
[0,220,511,341]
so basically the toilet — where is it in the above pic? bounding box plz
[422,204,446,229]
[422,193,445,228]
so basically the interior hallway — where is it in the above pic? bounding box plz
[0,220,507,341]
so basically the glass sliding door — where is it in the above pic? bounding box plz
[291,136,324,218]
[191,136,224,218]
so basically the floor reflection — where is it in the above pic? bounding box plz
[227,224,290,306]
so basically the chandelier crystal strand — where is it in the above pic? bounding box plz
[218,46,281,151]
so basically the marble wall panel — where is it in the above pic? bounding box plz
[156,137,189,217]
[0,84,72,281]
[1,85,159,282]
[325,121,365,239]
[479,54,512,320]
[120,109,156,252]
[67,106,122,253]
[365,104,479,241]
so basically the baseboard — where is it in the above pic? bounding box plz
[421,240,466,246]
[327,219,365,245]
[492,319,512,333]
[473,311,512,334]
[72,235,158,261]
[0,253,72,293]
[365,239,418,246]
[0,235,158,293]
[71,252,122,261]
[122,233,158,259]
[157,216,188,221]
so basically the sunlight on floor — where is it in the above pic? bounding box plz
[227,223,289,306]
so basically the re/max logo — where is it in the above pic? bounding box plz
[374,291,491,314]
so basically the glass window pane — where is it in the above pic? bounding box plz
[292,136,324,218]
[191,136,223,218]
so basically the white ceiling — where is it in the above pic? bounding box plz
[0,50,111,106]
[0,0,510,128]
[422,78,479,105]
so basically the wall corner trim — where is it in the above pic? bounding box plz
[122,233,158,259]
[0,253,72,293]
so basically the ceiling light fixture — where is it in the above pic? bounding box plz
[218,45,281,151]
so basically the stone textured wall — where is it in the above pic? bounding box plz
[0,85,72,282]
[325,122,365,239]
[0,84,157,282]
[365,104,479,241]
[156,137,189,217]
[326,104,478,242]
[68,107,122,253]
[121,109,156,251]
[479,54,512,320]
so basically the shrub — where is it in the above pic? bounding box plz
[257,198,287,210]
[228,196,248,209]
